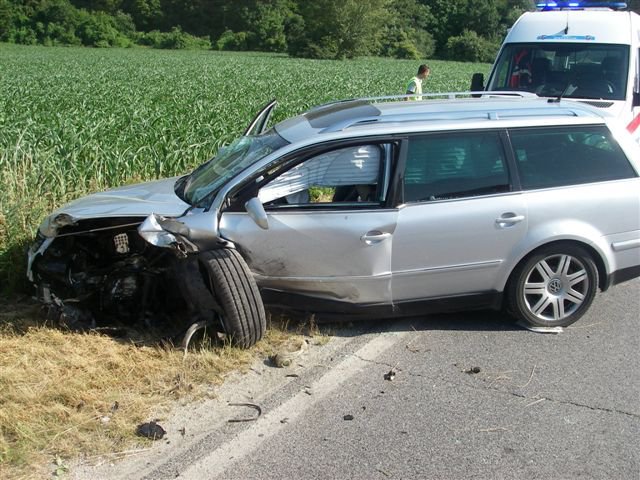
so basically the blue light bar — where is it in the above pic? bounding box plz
[536,1,627,10]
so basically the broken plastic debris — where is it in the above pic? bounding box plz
[228,402,262,423]
[136,421,166,440]
[465,366,481,374]
[517,322,564,334]
[383,370,396,381]
[343,414,354,421]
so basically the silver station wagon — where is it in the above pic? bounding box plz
[27,94,640,347]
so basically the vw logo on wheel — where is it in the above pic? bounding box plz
[548,278,563,294]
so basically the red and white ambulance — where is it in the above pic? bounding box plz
[472,1,640,140]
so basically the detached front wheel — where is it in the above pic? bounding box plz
[508,245,598,328]
[200,249,266,348]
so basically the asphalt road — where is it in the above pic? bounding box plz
[74,278,640,480]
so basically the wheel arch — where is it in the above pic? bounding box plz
[505,239,609,295]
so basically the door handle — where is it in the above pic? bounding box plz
[495,213,525,227]
[361,231,392,245]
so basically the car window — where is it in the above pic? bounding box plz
[509,125,637,190]
[403,132,510,202]
[259,144,388,206]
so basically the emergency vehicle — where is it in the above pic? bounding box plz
[472,1,640,140]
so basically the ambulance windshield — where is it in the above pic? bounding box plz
[488,43,629,101]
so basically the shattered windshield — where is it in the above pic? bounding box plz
[181,129,289,207]
[488,43,629,101]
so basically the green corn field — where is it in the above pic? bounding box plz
[0,44,490,294]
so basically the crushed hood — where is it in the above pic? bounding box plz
[53,177,190,220]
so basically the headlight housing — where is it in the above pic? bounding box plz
[39,213,76,237]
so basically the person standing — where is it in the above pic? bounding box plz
[406,64,430,100]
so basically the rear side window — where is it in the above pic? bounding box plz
[509,125,636,190]
[404,132,510,202]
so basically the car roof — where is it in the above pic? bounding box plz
[273,93,612,144]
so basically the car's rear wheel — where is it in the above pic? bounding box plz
[200,249,266,348]
[507,244,598,328]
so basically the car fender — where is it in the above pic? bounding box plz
[138,209,230,255]
[496,218,613,292]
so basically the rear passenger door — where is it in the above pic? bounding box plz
[391,130,528,303]
[509,125,640,275]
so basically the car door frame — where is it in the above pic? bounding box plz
[388,127,528,314]
[219,135,406,315]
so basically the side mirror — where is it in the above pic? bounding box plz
[245,197,269,230]
[633,91,640,107]
[471,73,485,98]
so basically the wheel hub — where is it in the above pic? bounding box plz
[547,278,563,294]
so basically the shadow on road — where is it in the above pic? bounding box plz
[311,309,522,339]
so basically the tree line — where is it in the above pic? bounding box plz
[1,0,639,61]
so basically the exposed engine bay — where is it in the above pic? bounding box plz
[29,217,222,342]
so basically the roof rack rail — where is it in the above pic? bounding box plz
[309,91,539,112]
[319,99,582,134]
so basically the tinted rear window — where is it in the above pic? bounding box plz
[509,125,636,190]
[404,132,510,202]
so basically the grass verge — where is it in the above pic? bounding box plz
[0,302,314,479]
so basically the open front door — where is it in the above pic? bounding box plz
[244,99,277,137]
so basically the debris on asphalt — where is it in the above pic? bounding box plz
[465,366,482,374]
[269,338,306,368]
[136,421,166,440]
[228,402,262,423]
[280,418,289,424]
[517,322,564,334]
[285,373,299,378]
[269,353,292,368]
[525,398,545,408]
[518,364,537,388]
[478,426,511,433]
[179,427,186,437]
[343,414,354,421]
[383,369,396,381]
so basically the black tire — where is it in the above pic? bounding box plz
[199,249,266,348]
[507,244,598,328]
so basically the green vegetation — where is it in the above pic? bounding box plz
[0,0,540,60]
[0,44,490,295]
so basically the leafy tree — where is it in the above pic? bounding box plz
[69,0,123,14]
[244,0,293,52]
[0,0,14,41]
[76,9,132,46]
[287,0,389,59]
[446,29,499,62]
[120,0,162,30]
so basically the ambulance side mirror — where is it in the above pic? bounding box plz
[471,73,484,98]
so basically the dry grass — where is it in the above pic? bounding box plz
[0,305,303,479]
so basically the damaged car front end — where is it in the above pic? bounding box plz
[28,101,284,346]
[27,180,208,337]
